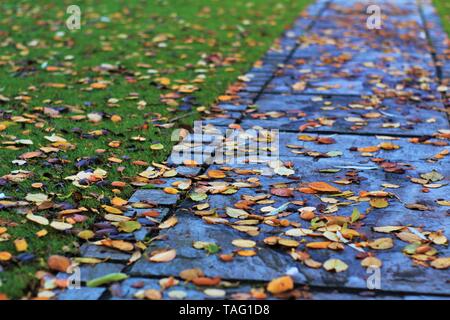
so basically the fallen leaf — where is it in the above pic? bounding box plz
[267,276,294,294]
[308,182,340,193]
[47,255,71,272]
[368,238,394,250]
[0,252,12,262]
[323,258,348,272]
[149,249,176,262]
[370,198,389,209]
[87,273,129,287]
[361,256,382,268]
[14,239,28,252]
[231,239,256,248]
[430,257,450,269]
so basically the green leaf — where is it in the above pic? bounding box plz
[351,207,361,223]
[204,243,221,255]
[189,192,208,202]
[142,184,157,189]
[87,273,129,287]
[318,168,341,173]
[118,221,142,233]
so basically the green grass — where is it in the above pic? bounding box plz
[0,0,311,298]
[434,0,450,35]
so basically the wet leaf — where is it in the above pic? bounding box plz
[87,273,129,287]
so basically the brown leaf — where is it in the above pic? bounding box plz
[270,188,294,197]
[47,255,71,272]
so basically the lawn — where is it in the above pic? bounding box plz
[434,0,450,35]
[0,0,311,299]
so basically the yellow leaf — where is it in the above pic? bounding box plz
[36,229,48,238]
[102,205,123,215]
[368,237,394,250]
[78,230,95,240]
[100,239,134,252]
[231,239,256,248]
[14,239,28,252]
[158,216,178,229]
[361,256,382,268]
[111,197,128,207]
[370,198,389,209]
[430,257,450,269]
[278,238,300,247]
[323,258,348,272]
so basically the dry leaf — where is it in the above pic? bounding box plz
[149,249,176,262]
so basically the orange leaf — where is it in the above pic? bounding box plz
[306,241,332,249]
[236,249,257,257]
[207,170,226,179]
[191,277,221,286]
[358,146,380,153]
[0,252,12,262]
[163,187,179,194]
[47,255,71,272]
[90,82,108,89]
[308,182,340,193]
[298,187,317,194]
[267,276,294,294]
